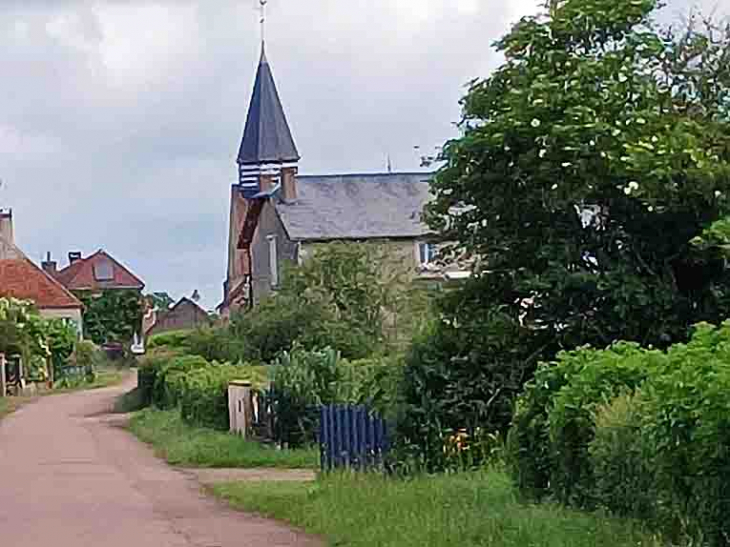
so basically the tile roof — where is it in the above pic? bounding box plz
[54,250,145,291]
[274,172,434,241]
[0,236,83,310]
[237,47,299,166]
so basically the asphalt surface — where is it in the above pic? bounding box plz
[0,375,320,547]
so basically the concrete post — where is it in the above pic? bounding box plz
[228,381,254,438]
[0,353,6,398]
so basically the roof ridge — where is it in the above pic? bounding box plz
[0,237,82,308]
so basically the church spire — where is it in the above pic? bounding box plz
[237,42,299,191]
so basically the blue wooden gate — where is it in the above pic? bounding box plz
[319,405,389,471]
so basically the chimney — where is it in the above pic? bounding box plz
[281,166,298,202]
[68,251,82,265]
[0,209,14,244]
[42,251,58,276]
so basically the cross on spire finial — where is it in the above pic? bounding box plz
[259,0,268,46]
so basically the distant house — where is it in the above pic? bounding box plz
[219,47,467,315]
[45,250,145,295]
[0,210,83,336]
[43,249,145,344]
[145,297,211,338]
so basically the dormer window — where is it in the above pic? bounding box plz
[93,258,114,281]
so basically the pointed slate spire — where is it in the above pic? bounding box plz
[237,46,299,167]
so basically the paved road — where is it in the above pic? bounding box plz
[0,376,319,547]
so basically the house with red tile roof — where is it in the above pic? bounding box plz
[45,250,145,293]
[0,210,84,336]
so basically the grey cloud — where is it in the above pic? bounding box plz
[0,0,726,308]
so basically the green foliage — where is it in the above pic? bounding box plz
[129,409,319,469]
[137,349,182,406]
[229,241,427,363]
[269,346,399,447]
[146,331,191,351]
[45,319,77,376]
[145,292,174,311]
[589,392,657,521]
[393,296,541,473]
[146,328,241,363]
[418,0,730,474]
[179,364,267,430]
[212,470,661,547]
[0,298,79,383]
[638,323,730,545]
[507,342,663,503]
[79,289,142,344]
[508,322,730,546]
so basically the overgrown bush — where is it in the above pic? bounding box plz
[507,342,663,503]
[268,346,399,447]
[138,349,177,405]
[638,323,730,545]
[589,392,656,521]
[179,364,267,430]
[393,300,540,473]
[507,322,730,546]
[146,331,191,352]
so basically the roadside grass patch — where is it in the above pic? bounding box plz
[0,397,29,421]
[53,367,126,393]
[129,408,318,469]
[211,470,661,547]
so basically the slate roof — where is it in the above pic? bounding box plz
[237,48,299,166]
[0,236,83,310]
[55,250,145,291]
[274,172,434,241]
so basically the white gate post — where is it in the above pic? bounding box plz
[0,353,6,398]
[228,380,253,438]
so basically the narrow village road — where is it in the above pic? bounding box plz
[0,375,320,547]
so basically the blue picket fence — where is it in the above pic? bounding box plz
[319,404,389,471]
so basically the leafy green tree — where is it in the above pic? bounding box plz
[80,290,143,344]
[398,0,730,469]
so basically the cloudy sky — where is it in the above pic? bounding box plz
[0,0,725,308]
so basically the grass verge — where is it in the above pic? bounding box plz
[0,397,28,421]
[53,367,127,393]
[211,470,663,547]
[129,407,319,469]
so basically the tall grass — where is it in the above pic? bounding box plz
[129,408,318,469]
[212,470,663,547]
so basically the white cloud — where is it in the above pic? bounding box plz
[0,0,717,307]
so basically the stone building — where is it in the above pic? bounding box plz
[219,45,465,316]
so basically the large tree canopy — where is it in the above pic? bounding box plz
[428,0,730,349]
[396,0,730,470]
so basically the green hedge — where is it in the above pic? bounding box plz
[180,364,267,430]
[507,322,730,546]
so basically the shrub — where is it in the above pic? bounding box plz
[179,364,267,430]
[153,355,210,409]
[507,342,663,504]
[638,323,730,546]
[146,331,191,351]
[267,347,398,447]
[394,305,539,473]
[588,392,657,521]
[508,321,730,547]
[136,349,183,406]
[269,346,342,447]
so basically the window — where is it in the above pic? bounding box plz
[418,242,437,266]
[268,235,279,288]
[93,258,114,281]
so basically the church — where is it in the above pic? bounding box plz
[219,43,448,317]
